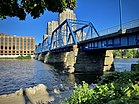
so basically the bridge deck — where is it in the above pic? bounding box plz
[80,26,139,50]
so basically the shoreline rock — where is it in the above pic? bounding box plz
[0,88,25,104]
[0,84,74,104]
[25,84,54,104]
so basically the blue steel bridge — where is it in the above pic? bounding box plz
[35,18,139,54]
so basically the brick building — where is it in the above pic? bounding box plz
[0,33,35,56]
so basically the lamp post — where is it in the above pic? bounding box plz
[119,0,123,30]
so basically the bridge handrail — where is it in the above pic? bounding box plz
[99,18,139,36]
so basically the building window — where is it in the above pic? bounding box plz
[1,46,3,49]
[13,46,15,50]
[9,51,11,53]
[13,51,15,53]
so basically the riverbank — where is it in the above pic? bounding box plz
[0,55,33,59]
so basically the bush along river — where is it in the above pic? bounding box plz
[0,58,138,103]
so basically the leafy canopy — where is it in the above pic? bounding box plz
[0,0,76,20]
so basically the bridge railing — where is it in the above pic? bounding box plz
[99,18,139,36]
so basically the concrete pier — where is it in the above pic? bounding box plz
[36,47,114,73]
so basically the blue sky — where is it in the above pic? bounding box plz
[0,0,139,44]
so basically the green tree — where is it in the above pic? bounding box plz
[136,51,139,58]
[126,49,133,58]
[113,50,121,58]
[0,0,76,20]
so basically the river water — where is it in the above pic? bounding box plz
[0,58,138,95]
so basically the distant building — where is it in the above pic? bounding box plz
[43,9,77,47]
[58,9,76,24]
[47,21,58,36]
[58,9,76,45]
[0,33,35,57]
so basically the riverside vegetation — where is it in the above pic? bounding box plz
[66,70,139,104]
[113,49,139,58]
[16,55,32,59]
[0,55,32,59]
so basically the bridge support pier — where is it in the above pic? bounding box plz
[38,53,45,61]
[44,47,78,73]
[43,47,114,73]
[74,49,114,73]
[103,50,115,71]
[34,54,39,60]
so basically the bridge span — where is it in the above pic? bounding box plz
[35,19,139,73]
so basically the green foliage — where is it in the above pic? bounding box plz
[136,51,139,58]
[113,50,121,58]
[66,83,139,104]
[113,49,139,58]
[66,72,139,104]
[66,81,94,104]
[66,81,139,104]
[0,55,31,59]
[0,0,76,20]
[0,57,15,59]
[98,71,139,85]
[16,55,31,59]
[126,50,134,58]
[0,0,26,20]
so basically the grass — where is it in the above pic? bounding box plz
[0,55,32,59]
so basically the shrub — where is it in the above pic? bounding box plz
[66,82,139,104]
[66,81,94,104]
[66,71,139,104]
[98,71,139,85]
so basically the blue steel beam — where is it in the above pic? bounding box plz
[41,36,51,53]
[49,19,99,52]
[80,27,139,50]
[66,19,77,45]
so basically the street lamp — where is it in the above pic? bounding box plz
[119,0,123,30]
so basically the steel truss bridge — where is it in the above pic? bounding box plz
[35,19,139,54]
